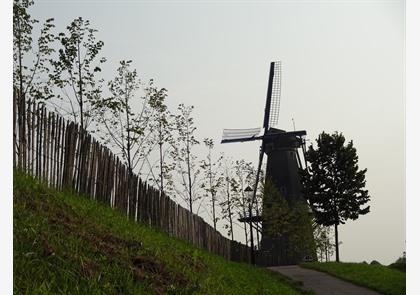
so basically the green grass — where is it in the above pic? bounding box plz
[388,262,406,273]
[301,262,406,295]
[14,171,310,295]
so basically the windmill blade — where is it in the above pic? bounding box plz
[221,128,262,143]
[263,61,282,130]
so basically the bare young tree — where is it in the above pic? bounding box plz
[220,156,237,241]
[200,138,223,230]
[50,17,106,130]
[93,60,153,175]
[146,84,175,196]
[230,159,255,246]
[92,60,160,218]
[313,225,334,262]
[170,104,201,213]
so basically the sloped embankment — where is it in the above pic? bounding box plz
[14,172,308,295]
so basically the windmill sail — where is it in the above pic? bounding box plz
[221,128,262,143]
[263,61,282,130]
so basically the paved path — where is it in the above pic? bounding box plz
[268,265,382,295]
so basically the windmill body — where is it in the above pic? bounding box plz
[221,62,315,265]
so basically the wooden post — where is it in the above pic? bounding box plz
[26,101,31,174]
[45,112,51,185]
[50,114,56,187]
[41,107,47,182]
[31,102,36,175]
[13,89,16,167]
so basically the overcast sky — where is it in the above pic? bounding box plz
[30,0,405,264]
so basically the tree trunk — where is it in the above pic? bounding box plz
[212,192,216,229]
[226,180,234,240]
[159,119,164,196]
[159,141,164,194]
[186,126,193,213]
[243,207,248,247]
[334,223,340,262]
[77,40,84,130]
[256,206,260,249]
[125,92,132,218]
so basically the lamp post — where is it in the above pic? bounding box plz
[244,185,255,265]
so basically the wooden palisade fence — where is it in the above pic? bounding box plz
[13,89,253,264]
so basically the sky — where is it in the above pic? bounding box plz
[26,0,406,265]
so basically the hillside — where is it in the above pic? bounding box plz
[14,171,309,295]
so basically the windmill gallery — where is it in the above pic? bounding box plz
[221,62,316,265]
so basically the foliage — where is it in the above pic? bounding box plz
[262,179,292,238]
[50,17,106,130]
[146,83,174,195]
[14,171,308,295]
[301,262,405,295]
[170,104,201,213]
[200,138,223,230]
[388,252,406,272]
[300,131,370,262]
[312,224,334,262]
[93,60,152,174]
[230,160,256,246]
[13,0,55,102]
[262,180,316,256]
[219,157,237,240]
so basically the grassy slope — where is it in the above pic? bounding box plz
[14,172,309,295]
[301,262,405,295]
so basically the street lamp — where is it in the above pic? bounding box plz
[244,185,255,264]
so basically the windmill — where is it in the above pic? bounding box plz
[221,61,313,265]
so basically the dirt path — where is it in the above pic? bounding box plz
[268,265,382,295]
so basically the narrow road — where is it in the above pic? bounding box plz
[268,265,382,295]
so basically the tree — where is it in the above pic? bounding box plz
[312,224,334,262]
[200,138,223,230]
[230,159,255,246]
[13,0,55,103]
[170,104,201,213]
[13,0,55,169]
[300,131,370,262]
[219,157,236,240]
[146,83,174,196]
[262,179,316,259]
[50,17,106,130]
[93,60,152,175]
[262,179,292,239]
[92,61,156,217]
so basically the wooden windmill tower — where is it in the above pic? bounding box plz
[221,61,314,265]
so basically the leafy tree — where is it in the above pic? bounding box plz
[146,84,174,196]
[313,225,334,262]
[219,157,237,240]
[300,131,370,262]
[13,0,55,103]
[262,179,292,239]
[170,104,201,213]
[13,0,55,169]
[230,160,255,246]
[200,138,223,230]
[93,60,156,218]
[50,17,106,130]
[93,60,152,175]
[262,179,316,259]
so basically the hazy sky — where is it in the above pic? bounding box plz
[30,0,405,264]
